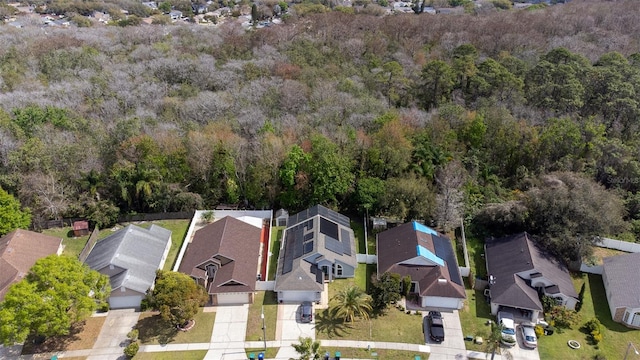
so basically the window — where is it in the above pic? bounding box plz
[206,264,217,279]
[624,311,630,324]
[335,264,343,276]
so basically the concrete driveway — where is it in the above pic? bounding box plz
[506,324,540,360]
[423,310,467,360]
[277,304,315,341]
[204,305,249,360]
[87,309,140,360]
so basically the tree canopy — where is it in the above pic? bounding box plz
[0,255,110,346]
[0,187,31,236]
[149,271,208,327]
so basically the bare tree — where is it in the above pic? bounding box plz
[435,160,466,233]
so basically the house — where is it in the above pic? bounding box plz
[178,216,262,305]
[84,224,171,309]
[73,220,90,237]
[0,229,63,301]
[602,252,640,328]
[377,222,466,310]
[274,205,357,303]
[485,232,578,321]
[169,10,182,20]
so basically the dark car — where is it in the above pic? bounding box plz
[424,311,445,343]
[300,301,313,323]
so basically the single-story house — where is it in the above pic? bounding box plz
[485,232,578,321]
[169,10,182,20]
[274,205,357,303]
[602,252,640,328]
[84,224,172,309]
[377,222,466,310]
[178,216,262,305]
[0,229,63,301]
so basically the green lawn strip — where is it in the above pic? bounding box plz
[245,348,279,358]
[458,285,494,353]
[316,305,423,343]
[133,350,207,359]
[268,227,284,281]
[138,308,215,345]
[465,236,487,278]
[246,291,277,341]
[42,226,90,258]
[538,274,640,360]
[321,346,429,360]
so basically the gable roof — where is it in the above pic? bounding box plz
[377,222,465,300]
[274,205,357,292]
[603,252,640,310]
[178,216,262,294]
[485,232,577,310]
[84,224,171,294]
[0,229,62,301]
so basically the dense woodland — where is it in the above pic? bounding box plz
[1,0,640,263]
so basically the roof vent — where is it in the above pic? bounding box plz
[438,278,447,284]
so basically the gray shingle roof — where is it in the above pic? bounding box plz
[84,224,171,294]
[275,205,357,292]
[603,252,640,310]
[485,232,577,310]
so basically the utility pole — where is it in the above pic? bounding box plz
[261,306,267,351]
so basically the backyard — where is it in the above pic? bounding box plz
[268,226,284,281]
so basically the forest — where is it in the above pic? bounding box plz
[1,0,640,263]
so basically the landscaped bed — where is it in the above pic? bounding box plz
[137,308,214,345]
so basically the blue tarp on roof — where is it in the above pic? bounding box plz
[416,245,445,266]
[413,221,438,236]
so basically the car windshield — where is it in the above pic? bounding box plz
[502,328,515,335]
[525,335,536,341]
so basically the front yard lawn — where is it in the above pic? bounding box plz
[246,291,277,341]
[137,308,214,345]
[321,347,429,359]
[133,350,207,359]
[538,273,640,360]
[328,263,373,299]
[245,348,279,358]
[316,305,423,343]
[21,316,106,354]
[458,283,494,353]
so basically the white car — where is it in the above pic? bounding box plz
[520,323,538,349]
[497,311,517,347]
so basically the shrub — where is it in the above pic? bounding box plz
[576,283,586,312]
[534,325,544,338]
[124,341,139,358]
[127,329,139,342]
[416,311,422,316]
[546,306,580,329]
[583,318,603,344]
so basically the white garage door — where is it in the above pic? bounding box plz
[279,291,318,303]
[217,293,249,305]
[109,295,142,309]
[422,296,463,310]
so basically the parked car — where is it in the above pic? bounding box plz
[520,323,538,349]
[497,311,516,347]
[300,301,313,323]
[424,311,445,343]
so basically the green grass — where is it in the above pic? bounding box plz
[538,274,640,360]
[465,236,487,278]
[316,304,424,343]
[350,218,376,254]
[268,227,284,281]
[321,347,429,360]
[458,281,494,353]
[133,351,207,359]
[245,348,279,358]
[41,226,90,258]
[137,308,215,345]
[246,291,278,341]
[328,263,374,299]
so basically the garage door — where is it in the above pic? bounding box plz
[217,293,249,305]
[279,291,318,303]
[109,295,142,309]
[423,296,462,310]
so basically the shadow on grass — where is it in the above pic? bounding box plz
[263,291,278,305]
[588,274,635,333]
[315,309,351,339]
[137,314,179,345]
[21,321,85,354]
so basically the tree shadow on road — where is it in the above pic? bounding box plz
[314,309,350,339]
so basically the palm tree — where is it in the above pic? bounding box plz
[330,285,373,323]
[291,336,321,360]
[484,322,512,360]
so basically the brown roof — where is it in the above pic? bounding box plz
[178,216,261,294]
[0,229,63,300]
[377,222,466,300]
[73,221,89,231]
